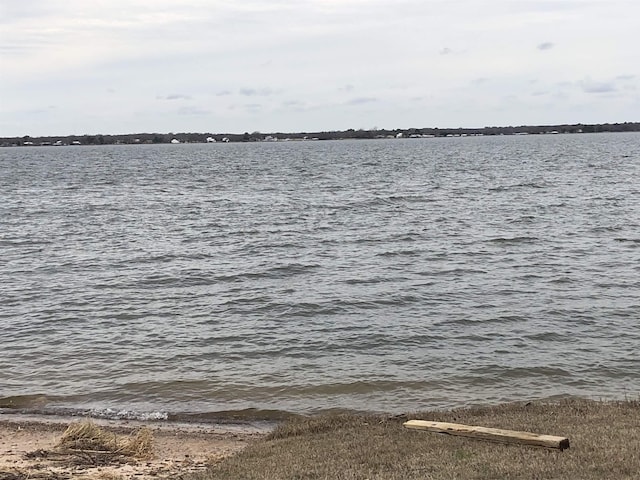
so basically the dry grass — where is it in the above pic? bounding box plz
[56,421,154,460]
[125,427,154,459]
[189,398,640,480]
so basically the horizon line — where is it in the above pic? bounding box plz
[2,121,639,140]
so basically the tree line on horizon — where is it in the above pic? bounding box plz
[2,122,639,146]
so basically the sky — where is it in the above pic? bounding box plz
[1,0,639,136]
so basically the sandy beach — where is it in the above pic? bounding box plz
[0,416,266,479]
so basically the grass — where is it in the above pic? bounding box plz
[56,421,154,460]
[189,398,640,480]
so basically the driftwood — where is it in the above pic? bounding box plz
[403,420,570,450]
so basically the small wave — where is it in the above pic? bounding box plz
[263,263,321,278]
[614,238,640,245]
[548,276,574,284]
[332,294,422,310]
[0,402,168,422]
[485,236,539,245]
[0,394,50,409]
[387,194,435,204]
[438,314,525,327]
[506,215,537,224]
[214,263,320,283]
[342,276,406,285]
[375,249,421,257]
[88,408,168,421]
[489,181,548,192]
[135,273,178,287]
[418,267,487,277]
[270,301,346,318]
[590,225,624,233]
[116,251,213,268]
[470,365,572,379]
[524,332,567,342]
[0,238,52,247]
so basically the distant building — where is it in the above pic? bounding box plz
[206,137,216,143]
[170,138,180,144]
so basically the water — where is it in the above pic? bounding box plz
[1,133,639,423]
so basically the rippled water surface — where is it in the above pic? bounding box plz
[1,134,639,421]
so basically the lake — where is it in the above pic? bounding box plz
[1,133,639,423]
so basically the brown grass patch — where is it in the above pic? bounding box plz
[189,398,640,480]
[55,421,154,462]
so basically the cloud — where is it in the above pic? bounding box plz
[339,84,355,92]
[345,97,377,106]
[537,42,555,51]
[581,80,617,94]
[531,90,549,97]
[439,47,453,55]
[239,87,277,96]
[157,93,192,100]
[216,90,232,96]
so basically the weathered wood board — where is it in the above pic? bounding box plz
[403,420,570,450]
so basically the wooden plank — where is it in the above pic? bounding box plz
[403,420,570,450]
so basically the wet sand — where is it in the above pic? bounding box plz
[0,415,266,479]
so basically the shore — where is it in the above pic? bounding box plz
[0,415,266,479]
[2,398,640,479]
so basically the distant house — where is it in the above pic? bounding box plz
[206,137,216,143]
[170,138,180,144]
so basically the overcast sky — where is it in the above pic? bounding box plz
[1,0,638,136]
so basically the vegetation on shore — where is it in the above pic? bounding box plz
[56,421,154,460]
[189,398,640,480]
[2,122,639,147]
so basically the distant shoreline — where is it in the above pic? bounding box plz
[2,122,639,147]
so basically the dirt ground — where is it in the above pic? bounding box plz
[0,416,265,479]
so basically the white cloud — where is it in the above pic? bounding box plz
[581,80,617,94]
[345,97,378,106]
[158,94,192,100]
[537,42,555,51]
